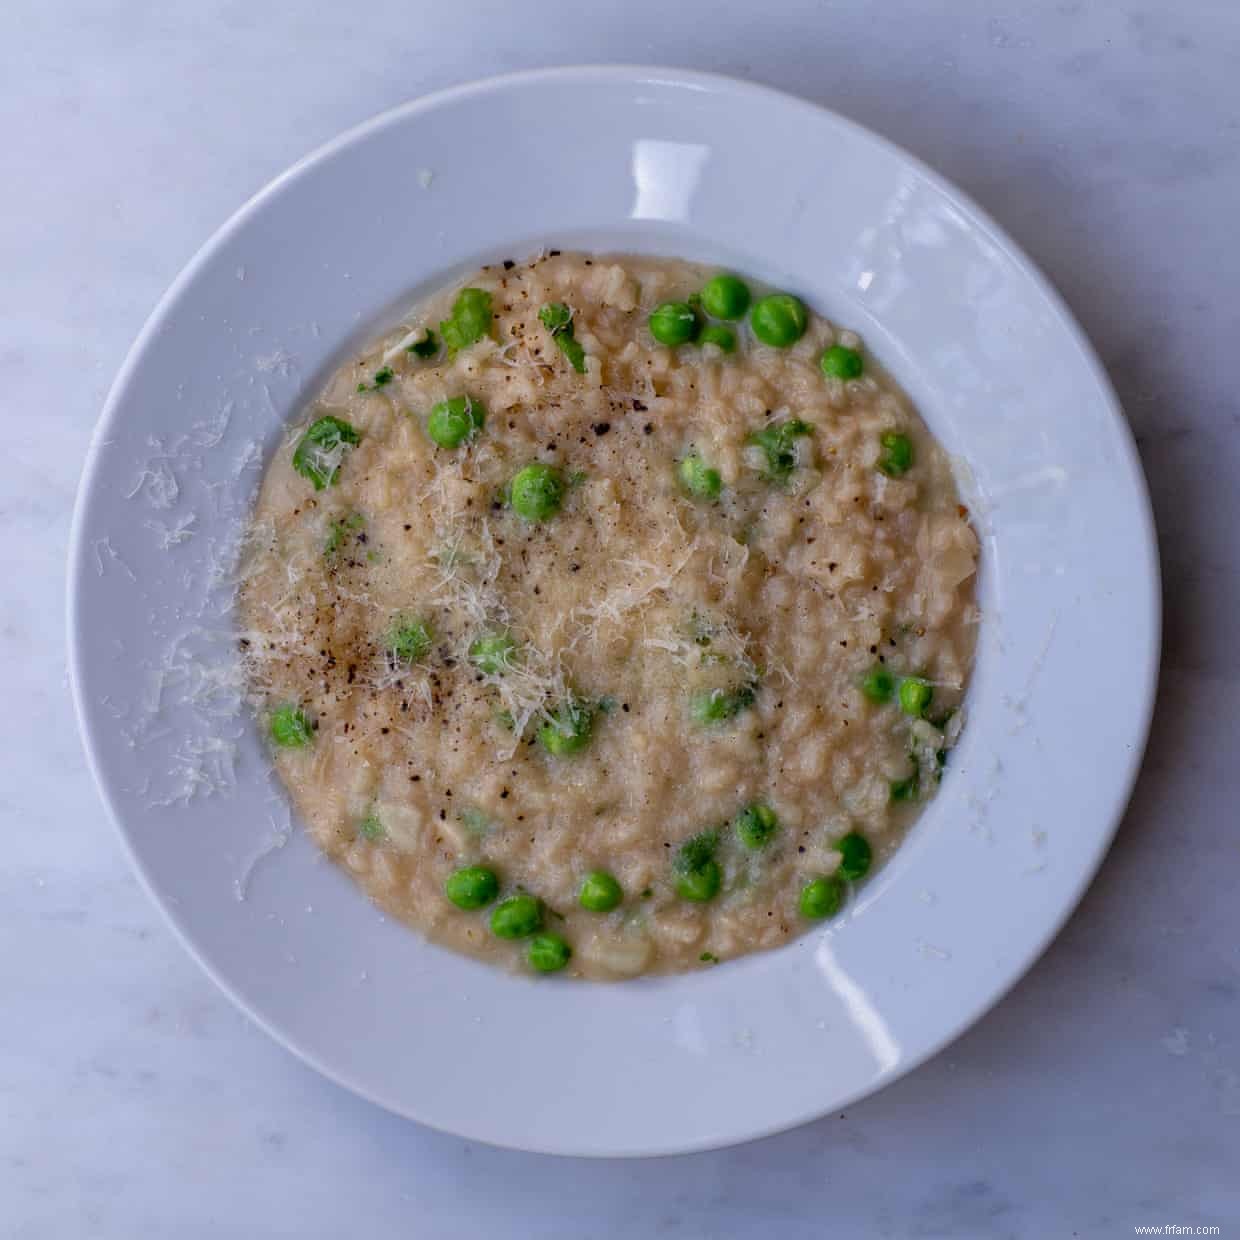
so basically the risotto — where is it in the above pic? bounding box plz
[238,252,979,979]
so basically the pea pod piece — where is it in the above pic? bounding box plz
[538,302,588,374]
[270,705,313,748]
[440,288,492,353]
[292,416,360,490]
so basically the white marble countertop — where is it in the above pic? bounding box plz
[3,1,1237,1234]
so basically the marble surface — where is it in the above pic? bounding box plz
[2,0,1237,1234]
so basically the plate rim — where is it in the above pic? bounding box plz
[67,63,1162,1156]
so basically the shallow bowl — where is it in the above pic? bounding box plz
[68,66,1159,1156]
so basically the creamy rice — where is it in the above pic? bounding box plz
[238,252,979,979]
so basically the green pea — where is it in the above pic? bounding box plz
[800,875,844,919]
[877,431,913,476]
[440,287,492,353]
[860,665,895,704]
[734,802,778,850]
[388,617,432,664]
[469,631,517,675]
[270,704,313,748]
[836,831,872,881]
[509,463,564,521]
[820,344,864,380]
[748,419,811,481]
[676,859,722,903]
[538,698,594,756]
[649,301,699,346]
[490,893,543,939]
[676,830,718,872]
[426,396,485,448]
[750,293,808,348]
[677,450,722,500]
[700,274,751,320]
[899,676,933,718]
[292,415,360,490]
[579,870,623,912]
[697,324,737,353]
[690,684,755,725]
[673,831,722,902]
[445,865,500,910]
[890,774,919,803]
[527,932,572,973]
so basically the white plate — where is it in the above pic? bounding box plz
[68,67,1159,1156]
